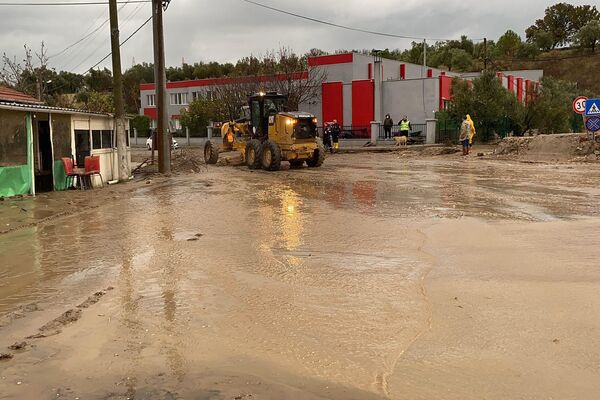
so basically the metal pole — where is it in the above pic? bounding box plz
[483,38,488,71]
[186,126,190,146]
[109,0,130,182]
[422,39,427,78]
[152,0,170,174]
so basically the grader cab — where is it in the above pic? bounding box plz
[204,92,325,171]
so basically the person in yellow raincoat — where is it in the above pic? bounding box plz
[466,114,476,150]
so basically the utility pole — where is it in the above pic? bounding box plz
[109,0,130,182]
[152,0,171,174]
[483,38,488,71]
[422,39,427,78]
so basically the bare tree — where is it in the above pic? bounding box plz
[205,47,326,119]
[1,42,50,100]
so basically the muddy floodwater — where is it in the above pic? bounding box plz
[1,153,600,399]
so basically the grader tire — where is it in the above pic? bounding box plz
[245,139,262,170]
[204,140,219,164]
[261,140,282,171]
[306,140,326,168]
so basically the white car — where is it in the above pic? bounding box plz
[146,136,179,150]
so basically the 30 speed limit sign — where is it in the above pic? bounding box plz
[573,96,588,114]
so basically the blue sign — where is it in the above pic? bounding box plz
[586,116,600,133]
[585,98,600,116]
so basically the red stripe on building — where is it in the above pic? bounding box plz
[507,75,514,93]
[307,53,353,67]
[427,69,433,78]
[516,78,524,103]
[139,71,309,91]
[351,80,374,130]
[144,107,157,120]
[439,75,453,111]
[321,82,344,126]
[400,64,406,80]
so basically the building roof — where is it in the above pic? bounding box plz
[0,86,43,104]
[0,100,113,117]
[140,71,309,91]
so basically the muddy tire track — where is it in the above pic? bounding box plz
[374,225,437,399]
[2,287,114,360]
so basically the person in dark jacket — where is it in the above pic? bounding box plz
[323,123,333,152]
[330,120,341,153]
[383,114,394,139]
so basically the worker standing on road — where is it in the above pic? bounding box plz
[383,114,394,139]
[399,116,411,138]
[466,114,476,151]
[323,123,333,153]
[331,120,341,153]
[459,116,471,156]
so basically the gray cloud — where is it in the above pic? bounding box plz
[0,0,594,74]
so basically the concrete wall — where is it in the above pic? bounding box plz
[382,78,439,123]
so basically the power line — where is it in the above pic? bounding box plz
[240,0,484,42]
[87,14,152,71]
[0,1,149,5]
[48,13,152,93]
[0,1,149,4]
[62,0,135,71]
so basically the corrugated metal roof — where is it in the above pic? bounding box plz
[0,86,42,104]
[0,101,113,117]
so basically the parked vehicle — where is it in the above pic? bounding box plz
[146,136,178,150]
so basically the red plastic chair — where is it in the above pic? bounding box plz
[83,155,103,188]
[61,157,80,189]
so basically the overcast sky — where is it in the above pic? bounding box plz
[0,0,594,74]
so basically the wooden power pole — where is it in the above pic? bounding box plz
[109,0,130,182]
[152,0,171,174]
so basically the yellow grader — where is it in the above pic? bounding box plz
[203,92,325,171]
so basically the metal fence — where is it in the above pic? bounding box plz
[317,125,371,140]
[379,124,426,143]
[436,118,514,144]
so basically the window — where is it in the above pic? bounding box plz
[192,91,201,101]
[173,119,182,130]
[170,93,188,105]
[101,130,113,149]
[206,90,215,101]
[92,129,113,149]
[92,130,102,149]
[147,94,156,106]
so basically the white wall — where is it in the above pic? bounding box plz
[382,78,439,123]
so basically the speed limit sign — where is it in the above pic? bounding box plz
[573,96,588,114]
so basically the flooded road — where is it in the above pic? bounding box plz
[1,153,600,399]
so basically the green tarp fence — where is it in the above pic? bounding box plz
[53,160,67,191]
[0,165,32,197]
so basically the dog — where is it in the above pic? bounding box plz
[394,135,408,146]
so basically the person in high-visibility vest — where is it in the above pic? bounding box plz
[398,116,411,138]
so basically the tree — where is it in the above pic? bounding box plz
[449,49,473,72]
[496,30,522,59]
[449,71,515,140]
[76,91,114,113]
[180,98,218,135]
[123,62,154,113]
[528,77,578,134]
[532,30,554,51]
[526,3,600,48]
[1,42,52,100]
[85,68,112,92]
[575,20,600,52]
[130,115,151,138]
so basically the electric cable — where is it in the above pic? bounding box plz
[240,0,485,42]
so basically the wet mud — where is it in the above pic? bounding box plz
[1,153,600,399]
